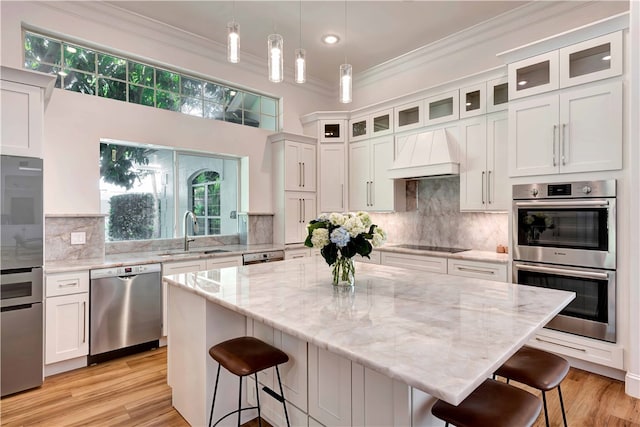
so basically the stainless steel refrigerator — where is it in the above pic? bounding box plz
[1,155,44,396]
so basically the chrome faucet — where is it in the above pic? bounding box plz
[183,210,198,251]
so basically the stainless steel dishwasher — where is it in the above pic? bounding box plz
[89,263,162,363]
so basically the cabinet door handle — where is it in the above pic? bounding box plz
[561,123,567,165]
[457,266,495,275]
[82,301,86,343]
[552,125,557,166]
[341,184,344,208]
[371,181,375,206]
[58,281,78,288]
[303,199,306,222]
[302,162,305,187]
[299,162,302,187]
[366,182,369,206]
[487,170,492,204]
[481,171,485,204]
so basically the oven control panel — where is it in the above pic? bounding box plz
[513,179,616,200]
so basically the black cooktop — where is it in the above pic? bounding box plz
[394,244,469,254]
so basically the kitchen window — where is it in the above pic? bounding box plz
[100,141,238,241]
[23,31,278,130]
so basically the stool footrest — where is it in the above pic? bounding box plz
[262,385,285,402]
[212,406,259,427]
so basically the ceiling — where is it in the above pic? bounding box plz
[105,1,531,84]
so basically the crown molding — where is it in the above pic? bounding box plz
[355,1,620,89]
[34,1,332,97]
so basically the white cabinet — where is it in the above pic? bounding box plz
[349,109,394,142]
[508,31,622,100]
[320,120,346,143]
[286,247,312,260]
[319,144,346,212]
[459,112,509,211]
[45,271,90,364]
[271,133,318,245]
[285,140,317,192]
[447,259,507,282]
[308,344,352,426]
[486,77,509,113]
[459,83,486,119]
[206,255,242,269]
[380,252,447,274]
[349,136,405,212]
[0,67,55,158]
[508,80,622,177]
[424,90,459,126]
[352,364,411,427]
[285,193,316,244]
[394,100,423,133]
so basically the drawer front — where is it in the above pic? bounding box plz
[447,259,507,282]
[162,259,207,275]
[381,253,447,274]
[46,270,89,297]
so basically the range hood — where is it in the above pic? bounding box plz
[387,127,459,179]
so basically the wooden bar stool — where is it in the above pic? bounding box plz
[208,336,290,427]
[494,346,570,427]
[432,378,542,427]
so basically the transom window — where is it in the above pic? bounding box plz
[24,31,278,131]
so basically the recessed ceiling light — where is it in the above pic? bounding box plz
[322,34,340,45]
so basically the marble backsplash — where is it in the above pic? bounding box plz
[45,213,273,261]
[369,177,509,252]
[45,215,106,262]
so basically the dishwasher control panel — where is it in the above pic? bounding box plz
[90,263,162,279]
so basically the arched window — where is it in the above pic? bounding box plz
[190,170,221,235]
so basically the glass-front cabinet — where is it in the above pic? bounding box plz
[349,115,368,142]
[559,31,622,88]
[508,50,559,100]
[487,77,509,113]
[319,120,345,143]
[424,90,459,126]
[459,83,486,119]
[371,109,393,137]
[350,109,394,142]
[394,100,423,133]
[508,30,622,100]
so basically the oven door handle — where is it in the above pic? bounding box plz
[514,263,610,280]
[514,200,610,208]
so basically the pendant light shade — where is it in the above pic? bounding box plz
[339,63,352,104]
[268,34,284,83]
[295,48,306,84]
[227,21,240,63]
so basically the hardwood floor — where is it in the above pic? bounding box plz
[1,347,639,426]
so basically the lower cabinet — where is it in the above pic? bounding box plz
[380,252,447,274]
[45,271,90,364]
[308,344,352,426]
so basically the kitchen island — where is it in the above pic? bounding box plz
[164,257,574,427]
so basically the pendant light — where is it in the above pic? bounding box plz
[227,2,240,63]
[339,0,352,103]
[295,0,306,84]
[268,33,284,83]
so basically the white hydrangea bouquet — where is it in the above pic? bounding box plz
[304,211,387,287]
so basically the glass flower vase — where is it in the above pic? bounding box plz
[331,256,355,288]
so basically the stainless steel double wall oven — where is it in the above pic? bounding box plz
[512,180,616,342]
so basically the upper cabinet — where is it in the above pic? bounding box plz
[394,100,423,133]
[424,90,459,126]
[486,77,509,113]
[459,83,486,119]
[509,80,622,177]
[284,140,316,192]
[1,67,56,158]
[508,31,622,100]
[319,119,345,143]
[349,109,394,142]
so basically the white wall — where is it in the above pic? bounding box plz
[1,1,334,215]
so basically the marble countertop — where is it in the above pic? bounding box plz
[164,257,573,406]
[44,243,508,273]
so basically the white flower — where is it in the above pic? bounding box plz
[329,212,346,226]
[310,228,330,248]
[343,216,366,238]
[356,211,372,229]
[317,213,329,221]
[371,227,387,247]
